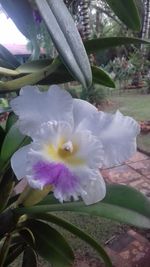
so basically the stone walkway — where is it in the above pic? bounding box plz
[101,151,150,267]
[101,151,150,198]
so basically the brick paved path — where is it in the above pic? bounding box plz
[101,152,150,267]
[101,151,150,198]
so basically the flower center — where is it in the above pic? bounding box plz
[58,141,74,159]
[44,139,84,166]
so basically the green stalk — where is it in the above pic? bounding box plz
[0,58,60,91]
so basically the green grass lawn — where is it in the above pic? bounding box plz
[103,93,150,153]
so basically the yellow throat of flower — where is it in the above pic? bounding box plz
[44,139,84,166]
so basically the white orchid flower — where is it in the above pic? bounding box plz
[10,85,140,205]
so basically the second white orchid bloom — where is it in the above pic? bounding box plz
[11,85,140,205]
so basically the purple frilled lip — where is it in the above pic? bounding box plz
[32,161,81,196]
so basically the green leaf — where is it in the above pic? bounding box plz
[0,59,54,77]
[35,64,75,85]
[5,112,18,133]
[0,58,60,91]
[31,213,112,267]
[0,123,30,173]
[0,59,114,89]
[0,168,15,212]
[0,126,5,152]
[37,193,59,205]
[0,44,20,68]
[25,219,74,267]
[20,227,36,248]
[0,59,17,70]
[0,209,15,239]
[0,234,12,267]
[0,67,19,77]
[41,65,115,88]
[22,247,37,267]
[29,61,114,88]
[35,0,92,88]
[16,185,150,229]
[92,66,115,88]
[4,243,25,267]
[85,37,150,54]
[16,59,53,74]
[102,184,150,218]
[105,0,141,31]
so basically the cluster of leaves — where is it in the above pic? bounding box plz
[105,56,135,82]
[129,50,150,74]
[0,1,150,267]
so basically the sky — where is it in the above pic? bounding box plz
[0,12,27,44]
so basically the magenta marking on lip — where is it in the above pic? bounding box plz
[32,161,79,194]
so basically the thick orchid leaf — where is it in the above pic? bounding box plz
[20,227,36,248]
[0,59,54,78]
[16,59,53,74]
[40,65,115,88]
[25,219,74,267]
[0,62,114,89]
[35,0,92,88]
[22,247,37,267]
[0,235,12,267]
[102,184,150,217]
[0,168,15,212]
[0,126,5,152]
[4,243,25,267]
[31,213,112,267]
[85,37,150,54]
[16,185,150,229]
[0,67,20,77]
[0,44,20,68]
[0,123,30,173]
[105,0,141,31]
[92,66,115,88]
[5,112,18,132]
[37,193,59,205]
[0,59,17,70]
[0,58,60,91]
[0,209,15,239]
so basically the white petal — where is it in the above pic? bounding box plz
[33,120,72,144]
[100,111,140,167]
[10,85,73,137]
[73,99,97,129]
[28,121,73,163]
[11,145,31,180]
[79,110,140,167]
[71,130,104,169]
[81,170,106,205]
